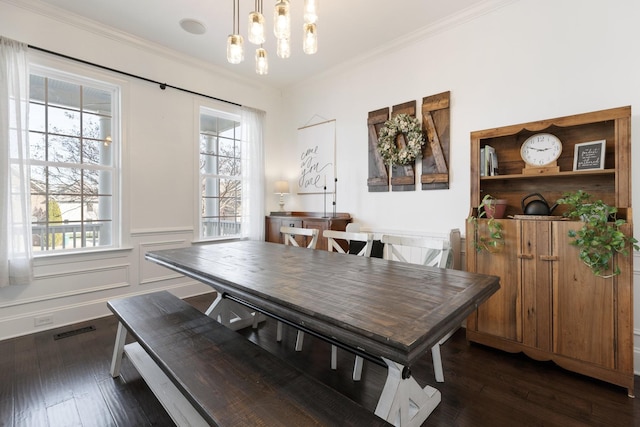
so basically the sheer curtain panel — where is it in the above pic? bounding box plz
[0,37,33,287]
[240,107,265,241]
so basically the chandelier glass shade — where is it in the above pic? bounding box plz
[303,0,318,24]
[277,37,291,59]
[227,34,244,64]
[227,0,318,74]
[255,47,268,75]
[273,0,291,40]
[303,22,317,55]
[227,0,244,64]
[248,11,265,44]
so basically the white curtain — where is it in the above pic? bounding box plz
[241,106,265,241]
[0,37,33,287]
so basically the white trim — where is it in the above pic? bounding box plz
[0,283,213,340]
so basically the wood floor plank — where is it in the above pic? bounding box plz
[0,292,638,427]
[46,397,82,427]
[97,376,155,427]
[74,392,117,427]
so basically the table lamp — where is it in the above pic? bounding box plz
[274,180,290,211]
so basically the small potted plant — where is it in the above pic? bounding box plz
[557,190,638,277]
[468,194,505,253]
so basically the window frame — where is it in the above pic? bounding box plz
[28,57,123,256]
[197,103,243,242]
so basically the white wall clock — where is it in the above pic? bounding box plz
[520,133,562,167]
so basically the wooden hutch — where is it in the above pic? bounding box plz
[465,106,634,396]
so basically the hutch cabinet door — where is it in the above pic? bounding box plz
[469,219,520,341]
[552,221,616,369]
[519,220,553,352]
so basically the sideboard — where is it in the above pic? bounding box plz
[265,212,352,251]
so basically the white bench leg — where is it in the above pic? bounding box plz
[331,345,337,370]
[431,344,444,383]
[295,330,305,351]
[352,355,364,381]
[276,321,284,342]
[110,322,128,378]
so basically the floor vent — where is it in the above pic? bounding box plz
[54,325,96,340]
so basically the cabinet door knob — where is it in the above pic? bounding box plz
[517,254,534,259]
[539,255,558,261]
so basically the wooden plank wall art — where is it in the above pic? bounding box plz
[367,91,450,192]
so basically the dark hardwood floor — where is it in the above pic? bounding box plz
[1,292,638,426]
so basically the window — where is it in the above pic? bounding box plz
[199,107,242,239]
[29,68,119,253]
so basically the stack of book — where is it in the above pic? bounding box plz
[480,145,498,176]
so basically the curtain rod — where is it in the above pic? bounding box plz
[28,45,242,107]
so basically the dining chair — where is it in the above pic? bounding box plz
[280,226,319,249]
[324,229,374,257]
[323,229,374,378]
[277,226,319,349]
[380,234,453,383]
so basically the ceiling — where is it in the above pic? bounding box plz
[36,0,484,89]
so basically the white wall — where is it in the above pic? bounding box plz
[2,0,640,375]
[0,0,283,339]
[277,0,640,373]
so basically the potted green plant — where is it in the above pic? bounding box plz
[557,190,638,277]
[468,194,505,253]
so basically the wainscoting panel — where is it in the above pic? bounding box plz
[139,239,189,285]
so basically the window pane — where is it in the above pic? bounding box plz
[30,103,45,132]
[49,135,81,163]
[48,166,81,196]
[48,106,81,137]
[48,79,80,109]
[29,132,46,161]
[83,87,111,115]
[30,75,45,103]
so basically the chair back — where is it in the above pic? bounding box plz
[380,234,451,268]
[323,230,374,257]
[280,226,319,249]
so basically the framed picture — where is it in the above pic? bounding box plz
[573,140,606,171]
[297,119,336,194]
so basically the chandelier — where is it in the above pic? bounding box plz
[227,0,319,75]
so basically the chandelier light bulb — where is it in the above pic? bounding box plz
[277,37,291,59]
[303,23,318,55]
[303,0,319,24]
[227,34,244,64]
[273,0,291,39]
[248,11,266,45]
[255,47,269,75]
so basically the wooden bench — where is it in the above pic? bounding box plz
[108,291,390,427]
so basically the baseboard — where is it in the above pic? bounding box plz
[0,282,213,341]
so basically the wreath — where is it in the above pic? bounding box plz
[376,114,425,165]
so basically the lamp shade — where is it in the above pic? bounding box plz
[274,180,290,194]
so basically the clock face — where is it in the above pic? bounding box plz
[520,133,562,167]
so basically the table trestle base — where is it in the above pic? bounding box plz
[204,292,265,331]
[375,358,441,427]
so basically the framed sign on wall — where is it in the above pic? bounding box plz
[297,119,336,194]
[573,139,606,171]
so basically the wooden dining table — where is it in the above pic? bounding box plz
[145,240,499,427]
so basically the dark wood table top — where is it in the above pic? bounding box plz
[145,240,499,367]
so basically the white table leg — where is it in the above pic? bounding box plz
[375,357,441,427]
[205,293,265,331]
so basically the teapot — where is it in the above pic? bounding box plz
[521,193,559,216]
